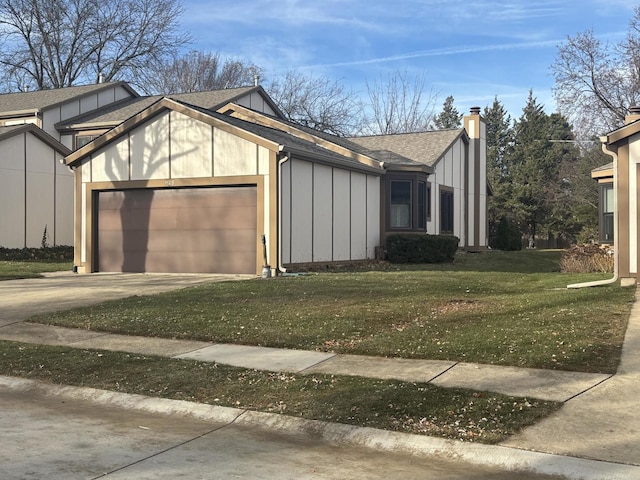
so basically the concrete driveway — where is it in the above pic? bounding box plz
[0,271,254,327]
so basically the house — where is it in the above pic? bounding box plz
[0,124,72,248]
[593,106,640,285]
[0,82,280,249]
[0,82,138,248]
[63,91,488,275]
[1,81,488,272]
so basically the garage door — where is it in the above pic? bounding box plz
[96,187,257,274]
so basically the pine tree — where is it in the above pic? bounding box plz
[483,97,515,246]
[433,95,462,129]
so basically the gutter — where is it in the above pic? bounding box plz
[567,138,618,288]
[278,152,290,274]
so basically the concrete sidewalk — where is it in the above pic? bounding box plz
[0,321,611,403]
[1,272,640,478]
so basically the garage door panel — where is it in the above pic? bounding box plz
[97,187,257,274]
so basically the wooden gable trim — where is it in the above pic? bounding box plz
[221,104,383,170]
[65,97,282,166]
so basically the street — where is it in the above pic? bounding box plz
[0,384,565,480]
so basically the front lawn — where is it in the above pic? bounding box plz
[0,341,561,444]
[0,260,73,280]
[29,250,634,373]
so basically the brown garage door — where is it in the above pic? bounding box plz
[97,187,257,274]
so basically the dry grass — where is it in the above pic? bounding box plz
[560,244,615,274]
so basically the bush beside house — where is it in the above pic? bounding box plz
[386,234,459,263]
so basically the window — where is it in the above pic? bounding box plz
[418,181,427,229]
[440,189,454,234]
[600,183,614,242]
[76,134,100,149]
[390,180,411,228]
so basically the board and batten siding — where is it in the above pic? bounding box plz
[280,158,380,265]
[41,84,134,141]
[77,109,273,270]
[427,137,466,246]
[0,132,73,248]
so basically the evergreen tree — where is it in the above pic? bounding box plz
[433,95,462,129]
[506,91,578,244]
[483,97,515,246]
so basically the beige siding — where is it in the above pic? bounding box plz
[91,135,130,182]
[55,154,74,245]
[1,134,74,248]
[366,175,380,257]
[290,160,314,263]
[258,145,270,175]
[332,169,351,261]
[312,164,334,262]
[428,138,467,246]
[629,135,640,273]
[26,138,55,246]
[214,128,258,176]
[350,172,367,259]
[281,160,292,264]
[170,111,213,178]
[130,112,170,180]
[0,135,26,248]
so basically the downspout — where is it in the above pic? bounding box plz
[567,139,618,288]
[278,152,290,274]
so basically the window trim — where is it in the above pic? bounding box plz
[599,182,613,243]
[385,173,430,232]
[440,187,454,235]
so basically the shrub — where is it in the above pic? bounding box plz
[0,246,73,262]
[386,234,459,264]
[492,217,522,251]
[560,244,614,273]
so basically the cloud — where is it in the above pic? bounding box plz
[305,39,562,69]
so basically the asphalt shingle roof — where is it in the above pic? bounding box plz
[57,86,260,129]
[347,129,465,167]
[0,82,136,115]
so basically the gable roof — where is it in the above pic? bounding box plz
[0,124,71,155]
[220,103,425,172]
[64,97,383,175]
[0,82,138,117]
[57,86,282,131]
[347,129,467,168]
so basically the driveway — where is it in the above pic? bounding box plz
[0,271,253,327]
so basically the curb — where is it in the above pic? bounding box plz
[2,375,638,480]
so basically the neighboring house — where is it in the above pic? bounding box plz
[594,106,640,285]
[0,124,72,248]
[0,82,280,249]
[0,82,138,248]
[63,93,488,275]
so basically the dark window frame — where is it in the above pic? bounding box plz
[385,173,430,232]
[440,187,454,235]
[599,182,613,243]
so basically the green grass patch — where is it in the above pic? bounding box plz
[30,250,634,373]
[0,260,73,280]
[0,341,561,444]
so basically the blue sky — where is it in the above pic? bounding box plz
[179,0,638,120]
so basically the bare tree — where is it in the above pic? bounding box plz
[0,0,189,90]
[137,50,264,95]
[552,9,640,138]
[364,70,438,135]
[266,70,363,137]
